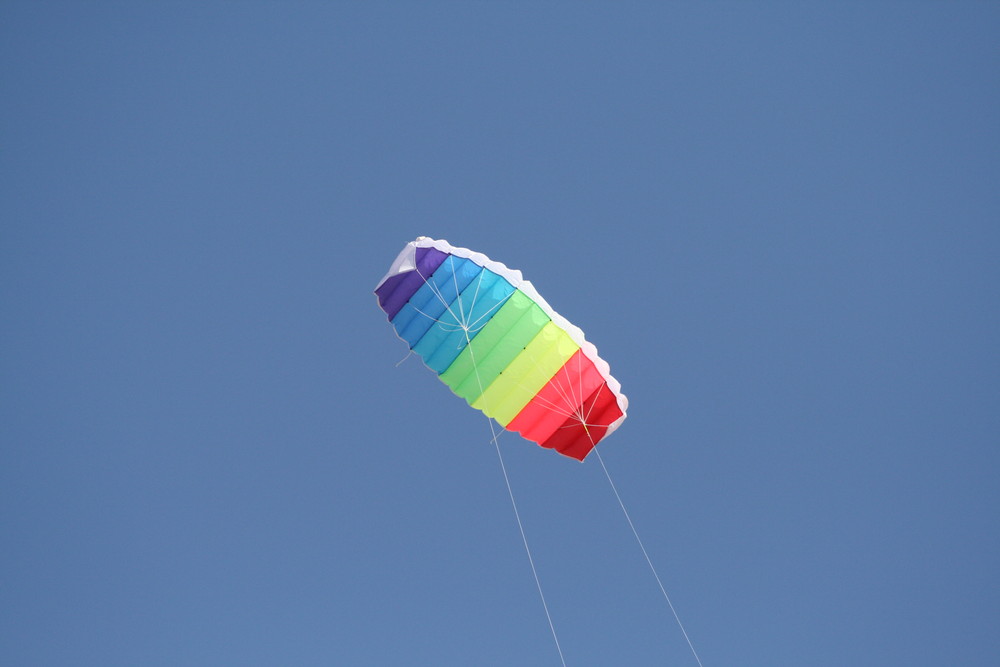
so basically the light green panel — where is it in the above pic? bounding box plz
[471,321,579,425]
[439,289,549,402]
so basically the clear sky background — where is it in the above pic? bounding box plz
[2,3,998,666]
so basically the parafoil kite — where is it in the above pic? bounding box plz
[374,237,627,460]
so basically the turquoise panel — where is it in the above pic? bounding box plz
[391,256,483,348]
[414,269,516,373]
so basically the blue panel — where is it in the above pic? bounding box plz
[412,269,517,373]
[390,255,466,335]
[391,256,483,348]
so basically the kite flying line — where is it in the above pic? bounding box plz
[590,444,705,667]
[415,253,567,665]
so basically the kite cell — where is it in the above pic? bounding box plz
[374,237,627,460]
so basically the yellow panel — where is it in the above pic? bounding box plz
[471,321,579,425]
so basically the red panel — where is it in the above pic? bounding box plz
[505,349,604,446]
[538,384,625,461]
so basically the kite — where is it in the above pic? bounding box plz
[374,237,627,460]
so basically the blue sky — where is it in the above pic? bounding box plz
[2,2,998,665]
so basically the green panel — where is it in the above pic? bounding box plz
[440,290,549,402]
[472,321,579,425]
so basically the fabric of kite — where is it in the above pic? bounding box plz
[374,237,628,461]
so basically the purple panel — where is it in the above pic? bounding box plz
[375,247,449,320]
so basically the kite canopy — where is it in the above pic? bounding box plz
[374,237,627,461]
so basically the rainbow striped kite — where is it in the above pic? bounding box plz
[375,237,627,460]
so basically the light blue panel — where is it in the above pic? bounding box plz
[391,256,482,348]
[417,270,517,373]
